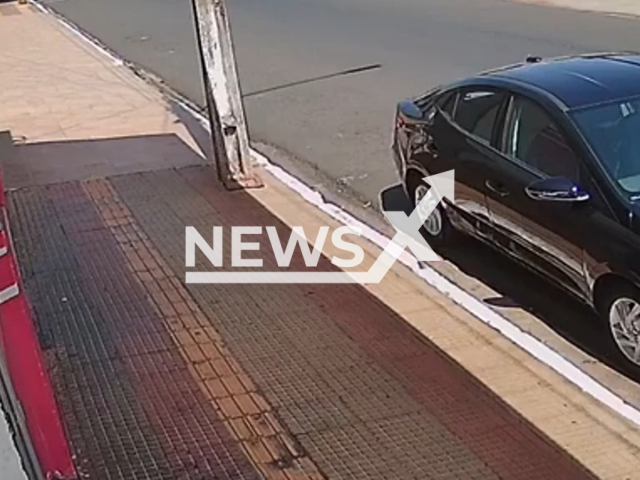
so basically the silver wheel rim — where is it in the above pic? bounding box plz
[609,297,640,365]
[414,184,442,237]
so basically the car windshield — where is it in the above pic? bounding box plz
[571,97,640,197]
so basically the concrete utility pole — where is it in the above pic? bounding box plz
[191,0,262,189]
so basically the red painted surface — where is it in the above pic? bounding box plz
[0,183,76,479]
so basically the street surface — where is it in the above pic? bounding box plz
[44,0,640,205]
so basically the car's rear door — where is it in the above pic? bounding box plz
[428,86,508,238]
[484,93,592,298]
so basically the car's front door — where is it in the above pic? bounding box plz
[484,94,593,298]
[428,87,507,238]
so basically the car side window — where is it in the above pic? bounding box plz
[503,96,580,181]
[453,89,505,144]
[437,91,457,118]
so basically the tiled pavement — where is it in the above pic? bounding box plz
[7,161,596,480]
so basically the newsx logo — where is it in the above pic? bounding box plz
[185,171,454,284]
[186,225,365,269]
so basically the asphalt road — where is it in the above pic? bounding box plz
[42,0,640,387]
[44,0,640,207]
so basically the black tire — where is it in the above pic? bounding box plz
[599,283,640,368]
[407,179,455,248]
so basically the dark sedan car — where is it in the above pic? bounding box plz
[392,52,640,367]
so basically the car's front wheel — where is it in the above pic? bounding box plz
[409,180,455,247]
[603,286,640,367]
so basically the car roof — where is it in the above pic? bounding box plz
[475,53,640,110]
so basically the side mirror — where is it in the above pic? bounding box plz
[525,177,590,203]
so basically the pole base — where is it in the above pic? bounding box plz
[223,173,264,191]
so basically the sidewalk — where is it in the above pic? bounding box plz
[1,2,640,480]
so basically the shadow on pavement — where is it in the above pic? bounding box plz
[168,99,214,165]
[6,133,206,189]
[380,182,640,383]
